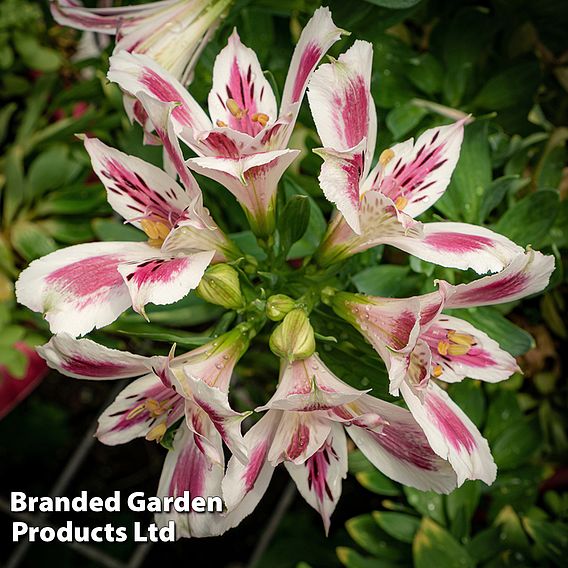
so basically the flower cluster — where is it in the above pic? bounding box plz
[19,5,555,538]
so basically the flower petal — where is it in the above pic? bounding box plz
[421,315,519,383]
[135,92,201,197]
[346,394,457,493]
[107,51,212,137]
[221,410,280,526]
[308,40,376,158]
[117,250,214,317]
[313,143,366,234]
[400,381,496,486]
[15,241,156,336]
[183,374,249,464]
[365,120,465,218]
[257,354,367,412]
[187,149,299,235]
[390,222,523,274]
[208,29,277,137]
[285,422,347,534]
[37,333,153,380]
[442,249,555,308]
[156,420,227,538]
[97,373,184,445]
[280,6,344,133]
[83,136,195,229]
[268,410,331,466]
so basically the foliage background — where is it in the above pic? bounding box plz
[0,0,567,566]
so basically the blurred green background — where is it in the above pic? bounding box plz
[0,0,567,566]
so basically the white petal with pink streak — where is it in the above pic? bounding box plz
[208,29,277,137]
[37,333,154,380]
[400,381,496,486]
[97,373,183,445]
[285,422,347,534]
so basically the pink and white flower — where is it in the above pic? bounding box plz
[221,353,457,533]
[51,0,231,85]
[107,7,345,234]
[15,133,238,337]
[308,41,523,272]
[330,249,555,485]
[37,326,252,537]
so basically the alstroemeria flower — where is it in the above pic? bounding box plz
[37,328,253,537]
[221,353,457,534]
[308,41,523,273]
[106,7,344,234]
[331,249,555,485]
[51,0,231,85]
[16,132,239,337]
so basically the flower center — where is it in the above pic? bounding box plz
[437,331,476,356]
[140,219,170,248]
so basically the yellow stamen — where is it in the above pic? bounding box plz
[251,112,269,127]
[145,422,168,442]
[144,398,169,418]
[140,219,170,247]
[447,343,471,356]
[448,330,476,347]
[437,340,450,356]
[226,98,245,119]
[395,196,408,210]
[379,148,395,167]
[216,119,228,127]
[432,365,443,378]
[126,403,147,420]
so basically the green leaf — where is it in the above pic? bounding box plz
[473,62,540,111]
[35,184,107,215]
[336,547,392,568]
[10,221,57,261]
[284,178,326,259]
[406,54,444,96]
[0,344,28,378]
[413,517,475,568]
[13,33,61,72]
[92,218,146,242]
[373,512,420,543]
[352,265,422,297]
[493,190,559,248]
[278,195,311,257]
[522,517,568,565]
[39,219,94,244]
[345,515,408,561]
[447,381,485,428]
[355,470,401,497]
[435,120,491,223]
[478,175,530,223]
[404,488,446,525]
[386,103,427,139]
[446,481,481,529]
[484,391,523,443]
[106,321,211,347]
[363,0,422,7]
[456,307,534,357]
[27,146,81,198]
[492,417,541,469]
[465,526,503,563]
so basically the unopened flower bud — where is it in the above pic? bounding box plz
[266,294,296,321]
[197,264,243,310]
[269,309,315,361]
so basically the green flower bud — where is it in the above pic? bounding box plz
[196,264,244,310]
[269,308,316,361]
[266,294,296,321]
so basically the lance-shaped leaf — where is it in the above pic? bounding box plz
[285,422,347,534]
[441,249,555,309]
[97,373,184,445]
[37,333,155,380]
[400,381,497,486]
[421,315,519,383]
[156,420,227,538]
[365,120,465,218]
[208,29,277,137]
[345,394,458,493]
